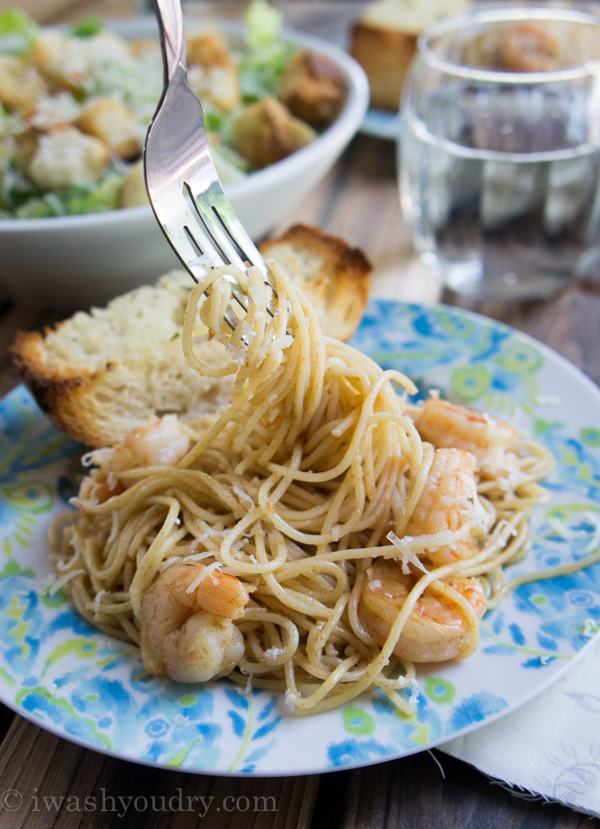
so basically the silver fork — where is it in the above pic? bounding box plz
[143,0,269,327]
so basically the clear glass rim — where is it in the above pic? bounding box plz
[418,6,600,84]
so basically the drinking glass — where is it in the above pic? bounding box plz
[399,7,600,300]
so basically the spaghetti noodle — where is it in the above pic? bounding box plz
[50,261,581,715]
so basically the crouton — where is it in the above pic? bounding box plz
[185,30,240,111]
[120,158,148,208]
[280,50,347,127]
[77,97,141,160]
[233,96,316,168]
[29,30,88,91]
[0,54,46,111]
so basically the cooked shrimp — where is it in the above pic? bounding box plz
[358,561,486,663]
[78,415,191,504]
[405,447,487,567]
[139,562,250,683]
[86,414,191,472]
[415,396,517,471]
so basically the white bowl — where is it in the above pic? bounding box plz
[0,16,369,309]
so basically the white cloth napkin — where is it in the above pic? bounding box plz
[439,636,600,817]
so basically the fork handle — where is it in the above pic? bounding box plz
[152,0,187,81]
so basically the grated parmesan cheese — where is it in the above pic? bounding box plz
[186,561,223,593]
[271,335,293,351]
[183,551,215,563]
[233,485,254,508]
[284,689,298,710]
[248,281,270,306]
[386,531,429,574]
[235,674,253,696]
[93,589,107,613]
[187,254,212,273]
[160,556,183,572]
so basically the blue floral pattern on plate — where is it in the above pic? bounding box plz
[1,300,600,775]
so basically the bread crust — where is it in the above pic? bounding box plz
[10,327,110,447]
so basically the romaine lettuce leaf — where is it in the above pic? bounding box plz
[69,16,104,38]
[239,0,292,101]
[244,0,283,50]
[0,8,40,55]
[65,172,123,215]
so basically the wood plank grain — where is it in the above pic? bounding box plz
[0,715,318,828]
[446,283,600,388]
[333,752,600,829]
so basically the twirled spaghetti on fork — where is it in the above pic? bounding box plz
[50,260,559,715]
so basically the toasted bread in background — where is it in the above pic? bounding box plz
[11,224,372,448]
[259,223,371,342]
[349,0,472,111]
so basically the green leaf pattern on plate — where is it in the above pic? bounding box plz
[0,301,599,775]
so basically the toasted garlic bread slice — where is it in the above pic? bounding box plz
[11,225,371,448]
[259,223,371,343]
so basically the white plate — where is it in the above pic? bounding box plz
[0,17,369,308]
[1,300,600,775]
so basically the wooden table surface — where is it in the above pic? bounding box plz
[1,1,600,826]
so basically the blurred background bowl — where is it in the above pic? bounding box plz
[0,16,369,309]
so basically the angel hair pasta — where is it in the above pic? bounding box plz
[50,259,583,716]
